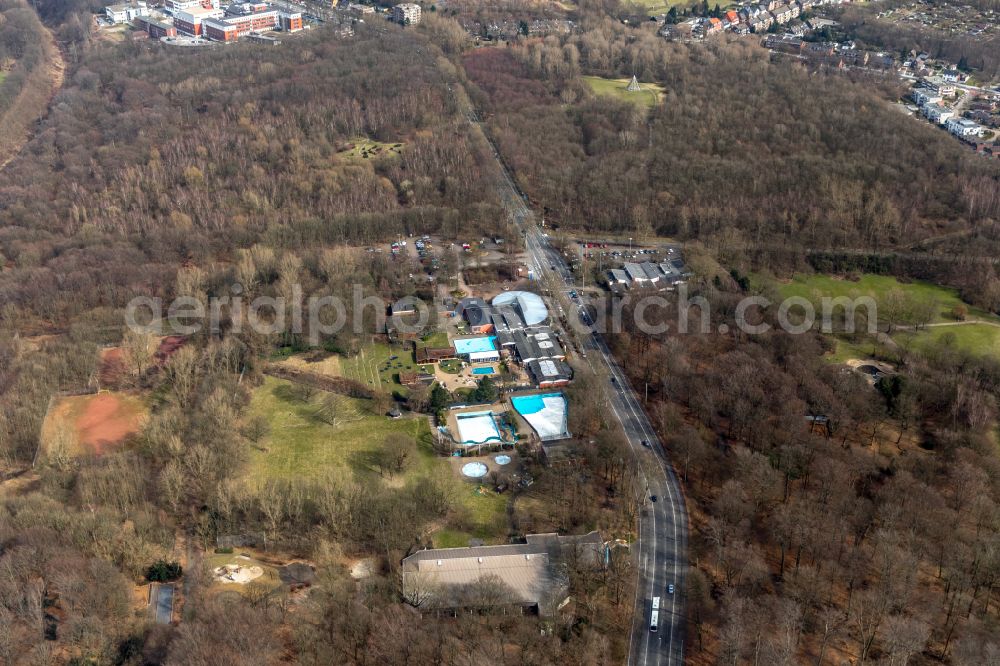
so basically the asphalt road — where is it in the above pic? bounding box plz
[461,103,689,665]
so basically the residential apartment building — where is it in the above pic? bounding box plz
[391,3,421,25]
[946,117,984,138]
[923,103,954,125]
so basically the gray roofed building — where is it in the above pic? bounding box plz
[512,328,565,364]
[623,262,649,283]
[456,297,492,331]
[641,262,663,281]
[401,532,603,615]
[607,268,630,285]
[526,358,573,387]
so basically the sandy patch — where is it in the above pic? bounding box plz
[42,392,148,457]
[213,564,264,584]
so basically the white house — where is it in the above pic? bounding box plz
[105,1,149,23]
[946,117,984,138]
[923,103,954,125]
[912,88,941,107]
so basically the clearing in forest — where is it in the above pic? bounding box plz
[40,391,149,458]
[772,273,1000,361]
[245,377,508,542]
[337,138,403,160]
[582,75,666,109]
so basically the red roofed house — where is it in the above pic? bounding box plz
[724,10,739,25]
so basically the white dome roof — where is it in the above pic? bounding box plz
[492,291,548,326]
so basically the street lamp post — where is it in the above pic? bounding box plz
[629,237,633,254]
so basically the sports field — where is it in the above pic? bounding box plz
[40,391,149,458]
[582,76,665,110]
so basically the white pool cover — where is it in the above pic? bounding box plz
[461,462,488,478]
[512,393,569,441]
[455,411,502,445]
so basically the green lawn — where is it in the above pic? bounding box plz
[417,330,450,348]
[898,324,1000,359]
[769,273,1000,362]
[582,75,665,110]
[338,342,433,390]
[775,273,991,324]
[439,358,462,374]
[246,377,508,541]
[245,377,430,483]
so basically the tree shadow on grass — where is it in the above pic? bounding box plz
[346,448,385,478]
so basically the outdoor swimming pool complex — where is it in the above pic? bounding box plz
[453,336,498,355]
[455,411,503,445]
[510,392,570,441]
[471,367,495,375]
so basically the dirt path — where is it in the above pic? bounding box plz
[0,9,66,172]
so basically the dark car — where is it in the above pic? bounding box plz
[641,440,651,448]
[650,495,658,502]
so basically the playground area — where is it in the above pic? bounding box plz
[40,391,149,457]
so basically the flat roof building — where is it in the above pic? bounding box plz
[401,532,602,615]
[106,1,149,24]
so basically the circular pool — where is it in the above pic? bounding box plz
[494,455,511,465]
[461,462,488,478]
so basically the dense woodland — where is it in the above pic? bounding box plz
[461,26,1000,254]
[2,0,1000,663]
[0,23,503,329]
[609,267,1000,664]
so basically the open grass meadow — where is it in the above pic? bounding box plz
[581,75,665,110]
[897,323,1000,359]
[774,273,988,324]
[771,273,1000,362]
[245,377,508,542]
[245,376,429,483]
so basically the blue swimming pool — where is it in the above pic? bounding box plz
[453,336,498,355]
[471,367,495,375]
[511,392,561,415]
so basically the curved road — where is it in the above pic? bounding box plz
[459,98,689,665]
